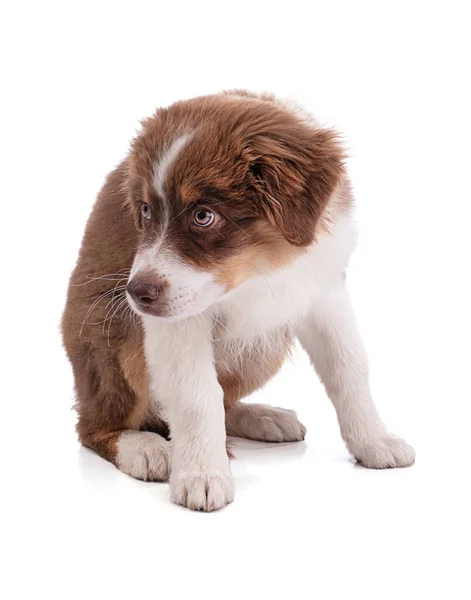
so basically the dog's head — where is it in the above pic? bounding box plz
[125,92,345,320]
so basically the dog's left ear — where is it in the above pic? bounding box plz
[247,126,345,245]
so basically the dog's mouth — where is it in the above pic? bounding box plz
[126,286,214,321]
[126,259,226,321]
[126,291,188,319]
[126,295,164,317]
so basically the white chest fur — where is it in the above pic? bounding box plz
[214,214,357,340]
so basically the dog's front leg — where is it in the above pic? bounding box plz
[298,276,415,468]
[144,314,234,511]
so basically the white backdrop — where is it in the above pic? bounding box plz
[1,2,470,599]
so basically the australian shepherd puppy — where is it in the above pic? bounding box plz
[62,91,415,511]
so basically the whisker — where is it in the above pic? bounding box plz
[79,289,120,337]
[205,198,236,209]
[211,308,248,368]
[122,304,135,326]
[71,269,131,287]
[253,267,276,302]
[106,297,128,347]
[224,215,252,237]
[102,292,125,334]
[169,204,192,225]
[102,279,128,333]
[78,284,127,338]
[212,314,241,346]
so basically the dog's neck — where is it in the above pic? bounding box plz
[214,212,357,340]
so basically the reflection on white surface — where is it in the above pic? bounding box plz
[5,331,470,600]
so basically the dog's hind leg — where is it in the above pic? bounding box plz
[225,403,306,442]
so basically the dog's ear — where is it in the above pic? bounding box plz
[122,158,147,232]
[126,175,145,231]
[247,126,345,245]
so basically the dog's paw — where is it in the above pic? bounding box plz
[171,471,235,511]
[116,431,171,481]
[226,403,307,442]
[348,434,416,469]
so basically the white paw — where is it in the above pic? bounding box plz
[226,403,307,443]
[171,471,235,511]
[348,434,416,469]
[116,431,171,481]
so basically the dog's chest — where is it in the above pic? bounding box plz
[216,279,307,339]
[215,251,329,339]
[215,214,356,340]
[213,322,294,402]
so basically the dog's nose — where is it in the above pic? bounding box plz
[127,278,162,306]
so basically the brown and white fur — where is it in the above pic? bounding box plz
[62,91,415,511]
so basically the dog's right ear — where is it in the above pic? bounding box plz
[246,126,345,246]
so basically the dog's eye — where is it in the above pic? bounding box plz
[141,203,151,220]
[193,208,215,227]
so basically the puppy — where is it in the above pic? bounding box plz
[62,90,415,511]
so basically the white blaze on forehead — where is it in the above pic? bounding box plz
[153,134,191,200]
